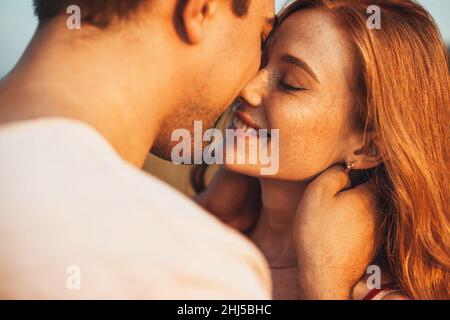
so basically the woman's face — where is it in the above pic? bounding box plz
[224,9,364,181]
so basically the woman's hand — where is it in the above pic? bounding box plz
[294,165,381,300]
[195,166,261,232]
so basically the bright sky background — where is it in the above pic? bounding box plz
[0,0,449,78]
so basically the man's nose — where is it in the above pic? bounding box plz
[239,69,269,108]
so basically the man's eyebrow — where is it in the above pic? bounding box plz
[281,53,320,83]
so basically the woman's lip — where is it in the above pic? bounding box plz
[234,109,262,130]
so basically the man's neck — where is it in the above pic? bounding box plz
[250,178,308,268]
[0,17,175,167]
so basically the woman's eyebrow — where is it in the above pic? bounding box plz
[281,53,320,83]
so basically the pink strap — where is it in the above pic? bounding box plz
[363,283,398,300]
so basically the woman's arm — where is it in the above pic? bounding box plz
[294,165,383,300]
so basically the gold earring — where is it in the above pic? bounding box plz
[345,160,356,172]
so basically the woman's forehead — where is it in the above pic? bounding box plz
[271,9,357,84]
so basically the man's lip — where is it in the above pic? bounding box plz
[234,109,262,131]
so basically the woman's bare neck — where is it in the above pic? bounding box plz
[250,178,308,268]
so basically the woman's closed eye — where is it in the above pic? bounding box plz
[277,78,306,93]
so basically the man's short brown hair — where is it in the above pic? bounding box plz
[33,0,251,26]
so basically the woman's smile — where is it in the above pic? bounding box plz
[230,109,272,138]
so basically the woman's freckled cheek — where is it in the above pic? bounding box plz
[275,102,344,176]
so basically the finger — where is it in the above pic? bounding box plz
[339,181,380,218]
[340,181,378,202]
[310,164,350,197]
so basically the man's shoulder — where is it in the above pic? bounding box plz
[0,117,236,238]
[0,119,272,298]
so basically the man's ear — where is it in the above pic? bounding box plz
[182,0,218,44]
[348,131,383,170]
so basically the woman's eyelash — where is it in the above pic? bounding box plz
[277,79,305,92]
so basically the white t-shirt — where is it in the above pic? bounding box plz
[0,118,271,299]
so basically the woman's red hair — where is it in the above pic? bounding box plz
[276,0,449,299]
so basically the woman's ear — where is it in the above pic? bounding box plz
[182,0,218,44]
[347,131,383,170]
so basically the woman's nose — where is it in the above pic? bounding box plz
[239,69,269,108]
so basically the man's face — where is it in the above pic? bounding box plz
[152,0,275,161]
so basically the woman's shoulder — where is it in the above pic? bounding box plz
[352,273,409,300]
[381,292,409,300]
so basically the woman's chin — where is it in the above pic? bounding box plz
[222,139,280,177]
